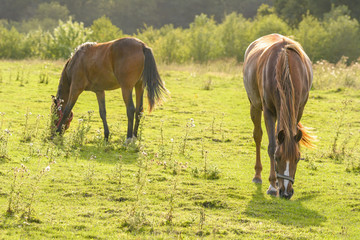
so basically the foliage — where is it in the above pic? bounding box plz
[188,14,220,63]
[90,16,123,43]
[43,18,92,59]
[322,10,360,63]
[294,14,328,62]
[0,26,30,59]
[154,25,190,64]
[250,14,290,40]
[218,13,252,62]
[1,4,360,63]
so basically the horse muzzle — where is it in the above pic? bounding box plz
[279,188,294,199]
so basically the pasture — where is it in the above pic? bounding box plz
[0,59,360,239]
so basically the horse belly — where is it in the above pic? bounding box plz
[243,66,262,109]
[86,71,121,91]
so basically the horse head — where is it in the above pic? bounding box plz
[51,95,73,132]
[274,128,303,199]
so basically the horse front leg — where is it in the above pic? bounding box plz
[250,105,263,184]
[263,108,277,196]
[122,88,135,144]
[96,91,110,141]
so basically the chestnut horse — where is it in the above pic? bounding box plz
[243,34,313,199]
[52,37,167,142]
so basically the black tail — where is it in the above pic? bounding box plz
[142,46,168,112]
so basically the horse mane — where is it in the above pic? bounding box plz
[274,37,314,158]
[298,122,315,148]
[276,44,297,160]
[71,42,97,58]
[68,42,97,68]
[56,59,70,99]
[56,42,97,100]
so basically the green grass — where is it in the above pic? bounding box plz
[0,59,360,239]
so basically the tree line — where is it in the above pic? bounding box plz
[0,4,359,64]
[1,0,359,34]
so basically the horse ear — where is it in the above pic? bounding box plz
[294,129,303,143]
[277,130,285,144]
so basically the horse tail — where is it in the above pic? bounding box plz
[142,46,168,112]
[297,122,316,148]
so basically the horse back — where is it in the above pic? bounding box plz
[243,34,283,109]
[244,34,312,112]
[66,38,145,91]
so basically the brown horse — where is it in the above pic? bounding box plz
[243,34,313,199]
[52,37,168,142]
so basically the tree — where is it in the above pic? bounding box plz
[35,2,70,21]
[274,0,309,26]
[323,6,360,63]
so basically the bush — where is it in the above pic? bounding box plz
[323,15,360,63]
[154,25,190,64]
[43,18,92,59]
[250,14,290,40]
[90,16,123,43]
[218,12,252,62]
[295,14,328,62]
[188,14,221,63]
[136,25,161,46]
[0,26,31,59]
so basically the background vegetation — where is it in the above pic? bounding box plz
[0,1,360,63]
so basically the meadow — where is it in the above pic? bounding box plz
[0,59,360,239]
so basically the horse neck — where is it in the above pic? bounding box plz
[57,63,70,107]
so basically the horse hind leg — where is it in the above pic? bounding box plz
[250,105,263,184]
[96,91,110,141]
[121,88,135,144]
[133,81,144,138]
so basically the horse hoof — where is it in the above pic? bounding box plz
[124,137,137,145]
[266,185,278,197]
[124,138,133,145]
[252,178,262,184]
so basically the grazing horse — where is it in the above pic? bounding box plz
[243,34,313,199]
[52,37,168,142]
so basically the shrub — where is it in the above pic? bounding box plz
[0,26,30,59]
[218,12,252,62]
[295,14,328,62]
[43,18,92,59]
[90,16,123,42]
[323,15,360,63]
[188,14,221,63]
[154,25,190,64]
[250,14,290,40]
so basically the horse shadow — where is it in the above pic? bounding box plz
[243,184,326,227]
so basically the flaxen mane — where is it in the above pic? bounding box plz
[274,39,314,156]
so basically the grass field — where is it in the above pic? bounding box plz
[0,59,360,239]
